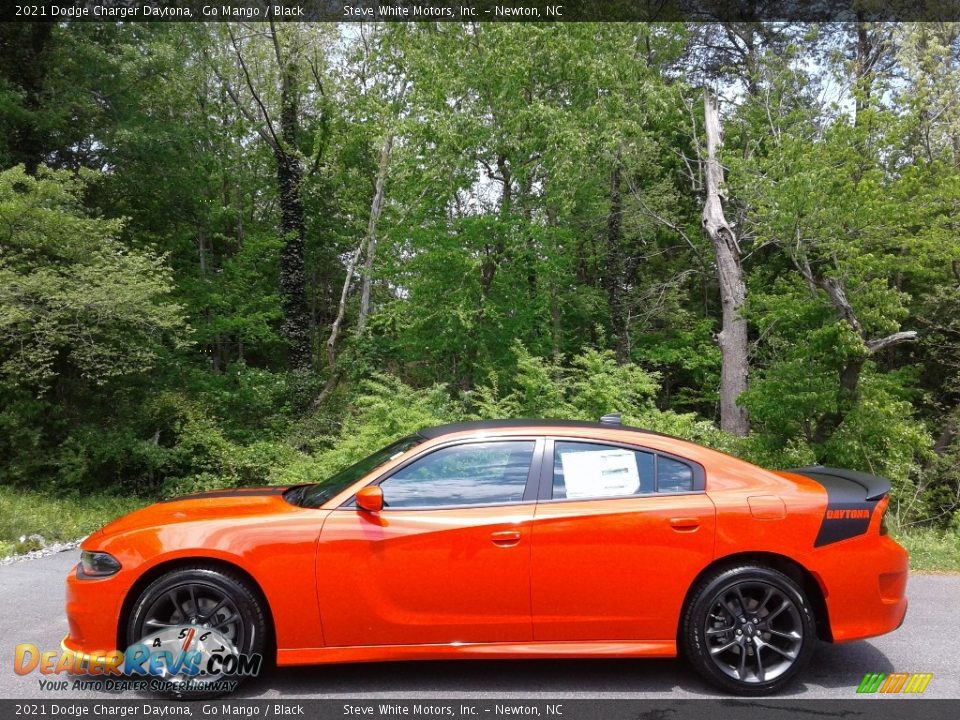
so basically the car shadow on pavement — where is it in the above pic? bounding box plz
[232,641,895,698]
[798,640,896,692]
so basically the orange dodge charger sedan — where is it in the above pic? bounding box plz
[64,416,908,695]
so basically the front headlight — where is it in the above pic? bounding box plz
[80,550,121,577]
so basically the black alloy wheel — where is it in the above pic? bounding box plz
[682,564,816,695]
[125,566,268,697]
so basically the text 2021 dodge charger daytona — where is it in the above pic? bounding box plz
[64,417,908,695]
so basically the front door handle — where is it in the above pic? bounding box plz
[669,517,700,532]
[491,529,522,547]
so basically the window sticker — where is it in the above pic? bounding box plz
[560,448,640,498]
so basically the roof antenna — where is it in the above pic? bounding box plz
[599,413,622,426]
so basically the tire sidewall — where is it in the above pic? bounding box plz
[683,565,817,696]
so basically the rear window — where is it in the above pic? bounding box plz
[658,456,695,492]
[552,441,699,500]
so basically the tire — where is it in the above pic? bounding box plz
[681,564,816,695]
[125,565,268,698]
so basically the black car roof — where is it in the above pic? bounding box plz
[417,419,675,440]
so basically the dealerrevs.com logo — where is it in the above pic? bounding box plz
[15,625,262,694]
[857,672,933,694]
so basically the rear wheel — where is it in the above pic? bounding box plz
[125,566,267,698]
[681,564,816,695]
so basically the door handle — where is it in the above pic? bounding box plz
[491,529,522,547]
[669,517,700,532]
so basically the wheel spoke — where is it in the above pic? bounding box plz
[734,586,748,615]
[201,597,228,622]
[144,618,176,629]
[764,641,797,660]
[767,628,800,640]
[188,585,199,619]
[212,613,239,630]
[736,645,748,679]
[754,640,766,682]
[758,587,774,613]
[710,639,739,655]
[707,626,733,635]
[721,596,740,618]
[766,600,791,622]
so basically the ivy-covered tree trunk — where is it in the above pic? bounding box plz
[703,89,749,437]
[275,61,312,371]
[275,150,310,371]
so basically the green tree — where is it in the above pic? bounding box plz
[0,166,187,485]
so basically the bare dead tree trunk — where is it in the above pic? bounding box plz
[703,89,750,436]
[313,241,364,408]
[358,133,394,333]
[327,243,364,370]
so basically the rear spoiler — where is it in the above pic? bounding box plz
[789,466,891,502]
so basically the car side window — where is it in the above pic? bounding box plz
[553,442,655,499]
[658,456,695,493]
[379,441,535,509]
[553,441,699,499]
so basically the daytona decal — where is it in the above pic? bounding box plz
[789,467,889,548]
[825,508,871,520]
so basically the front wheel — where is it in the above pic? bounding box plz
[125,565,268,698]
[681,564,816,695]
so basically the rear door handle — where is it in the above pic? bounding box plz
[669,517,700,532]
[491,529,522,547]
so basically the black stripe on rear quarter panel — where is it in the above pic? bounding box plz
[789,467,889,547]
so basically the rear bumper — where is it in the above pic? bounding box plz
[813,535,909,643]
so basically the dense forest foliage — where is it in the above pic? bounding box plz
[1,21,959,529]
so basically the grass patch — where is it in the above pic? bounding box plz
[0,487,147,558]
[892,526,960,573]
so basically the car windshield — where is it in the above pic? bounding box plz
[287,435,425,509]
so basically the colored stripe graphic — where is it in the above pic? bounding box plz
[857,672,932,694]
[903,673,933,694]
[857,673,886,693]
[880,673,909,693]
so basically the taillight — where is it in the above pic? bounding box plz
[879,505,889,535]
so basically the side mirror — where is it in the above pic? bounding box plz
[356,486,384,513]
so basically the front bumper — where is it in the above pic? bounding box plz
[64,563,126,656]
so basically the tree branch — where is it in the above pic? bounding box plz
[866,330,918,354]
[227,25,284,155]
[207,57,278,153]
[818,275,865,339]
